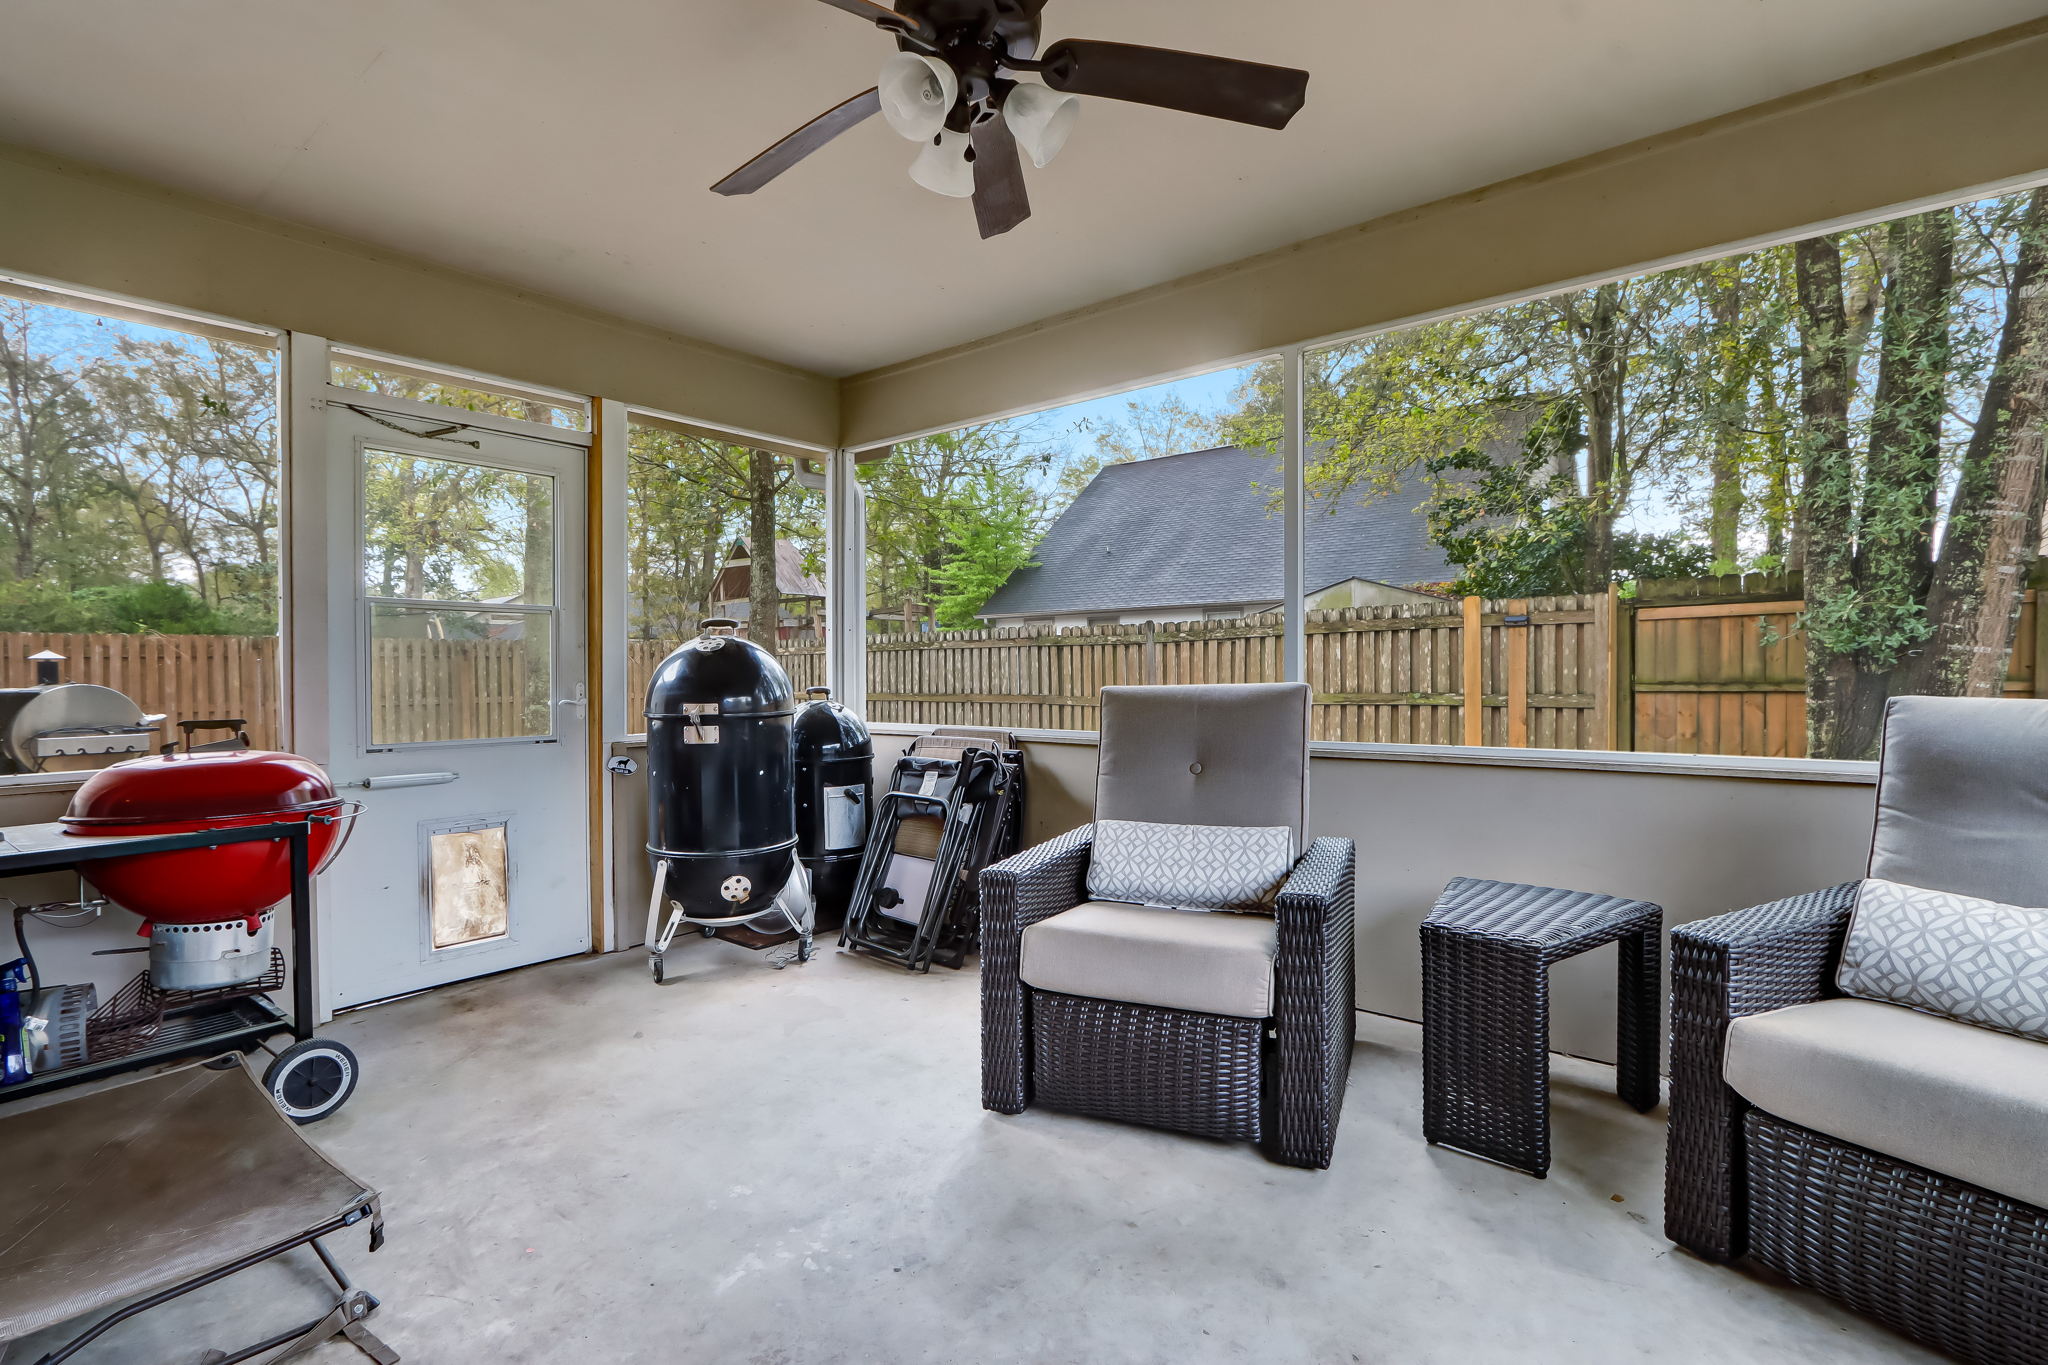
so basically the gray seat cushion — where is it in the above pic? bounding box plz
[1095,684,1310,845]
[1873,697,2048,906]
[1019,901,1278,1019]
[1725,997,2048,1209]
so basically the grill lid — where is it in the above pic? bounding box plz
[63,749,339,827]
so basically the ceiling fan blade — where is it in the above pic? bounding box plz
[971,115,1031,239]
[1039,40,1308,130]
[813,0,915,29]
[711,88,882,196]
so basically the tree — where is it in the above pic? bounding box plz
[1055,392,1222,500]
[929,474,1041,626]
[1794,194,2048,757]
[860,425,1049,631]
[1899,189,2048,698]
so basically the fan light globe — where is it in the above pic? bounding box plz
[879,53,957,141]
[1003,83,1080,168]
[908,129,975,198]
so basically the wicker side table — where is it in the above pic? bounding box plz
[1421,877,1662,1177]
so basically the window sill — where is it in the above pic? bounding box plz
[864,722,1878,785]
[0,771,94,797]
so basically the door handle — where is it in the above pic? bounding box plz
[347,771,459,790]
[555,683,588,719]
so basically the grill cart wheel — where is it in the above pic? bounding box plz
[263,1038,359,1124]
[650,953,665,984]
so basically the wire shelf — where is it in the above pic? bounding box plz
[86,949,287,1061]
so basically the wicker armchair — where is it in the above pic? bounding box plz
[979,683,1356,1169]
[1666,698,2048,1365]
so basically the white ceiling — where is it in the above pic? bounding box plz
[1,1,2040,377]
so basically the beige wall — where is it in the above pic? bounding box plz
[609,727,1876,1065]
[0,142,837,447]
[839,19,2048,447]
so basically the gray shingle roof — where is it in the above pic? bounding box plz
[981,446,1457,619]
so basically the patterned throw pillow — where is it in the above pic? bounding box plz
[1087,819,1296,914]
[1837,878,2048,1042]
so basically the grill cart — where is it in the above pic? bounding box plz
[0,815,358,1124]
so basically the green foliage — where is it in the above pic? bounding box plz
[0,299,281,634]
[929,475,1041,627]
[0,579,270,634]
[860,425,1050,628]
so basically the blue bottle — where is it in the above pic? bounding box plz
[1,958,30,1086]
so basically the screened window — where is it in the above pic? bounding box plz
[857,362,1271,730]
[331,347,589,432]
[0,276,282,768]
[623,413,824,720]
[1292,182,2048,761]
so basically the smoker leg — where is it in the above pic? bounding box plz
[646,863,685,986]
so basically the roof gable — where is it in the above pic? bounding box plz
[981,446,1456,618]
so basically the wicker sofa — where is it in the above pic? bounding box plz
[979,683,1356,1169]
[1666,697,2048,1365]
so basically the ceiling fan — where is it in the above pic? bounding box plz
[710,0,1311,239]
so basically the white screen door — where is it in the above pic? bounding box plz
[312,398,590,1009]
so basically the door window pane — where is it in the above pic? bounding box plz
[370,606,551,744]
[363,449,554,605]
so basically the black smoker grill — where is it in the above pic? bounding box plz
[642,620,813,984]
[792,686,872,933]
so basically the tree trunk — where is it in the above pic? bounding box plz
[1706,274,1744,570]
[1793,235,1875,759]
[1906,189,2048,697]
[746,447,780,659]
[1580,284,1624,587]
[1861,210,1954,609]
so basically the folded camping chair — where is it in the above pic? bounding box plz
[838,734,1021,971]
[908,730,1026,960]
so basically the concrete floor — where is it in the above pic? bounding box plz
[10,939,1942,1365]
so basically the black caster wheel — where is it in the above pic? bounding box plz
[263,1039,359,1124]
[650,954,665,984]
[797,937,814,964]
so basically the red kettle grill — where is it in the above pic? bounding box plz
[63,750,358,989]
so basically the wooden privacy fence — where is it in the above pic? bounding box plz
[0,631,283,752]
[624,576,2047,759]
[370,637,545,744]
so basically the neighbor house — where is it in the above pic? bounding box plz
[709,537,827,642]
[979,445,1455,628]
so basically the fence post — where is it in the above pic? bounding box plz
[2031,589,2048,699]
[1460,595,1483,746]
[1144,622,1159,685]
[1605,584,1635,752]
[1504,598,1529,748]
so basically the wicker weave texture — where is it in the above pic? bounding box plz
[979,829,1356,1166]
[1029,988,1264,1141]
[1271,837,1356,1169]
[1663,883,1857,1260]
[979,826,1093,1115]
[1421,879,1661,1177]
[1745,1111,2048,1365]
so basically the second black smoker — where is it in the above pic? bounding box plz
[792,687,872,933]
[642,619,813,984]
